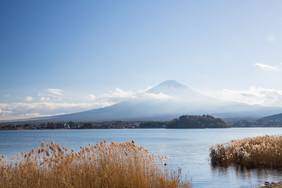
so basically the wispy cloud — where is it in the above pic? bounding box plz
[0,86,177,120]
[40,97,51,102]
[0,101,114,120]
[218,87,282,107]
[0,108,13,116]
[25,96,33,102]
[47,89,64,96]
[85,94,97,101]
[143,92,173,100]
[98,88,173,101]
[101,88,134,99]
[38,88,64,102]
[254,63,278,71]
[0,87,137,120]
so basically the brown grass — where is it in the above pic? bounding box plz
[210,135,282,169]
[0,140,191,188]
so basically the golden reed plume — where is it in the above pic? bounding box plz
[0,140,191,188]
[210,135,282,169]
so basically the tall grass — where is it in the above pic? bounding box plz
[0,140,190,188]
[210,135,282,169]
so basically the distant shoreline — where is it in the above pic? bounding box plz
[1,127,282,131]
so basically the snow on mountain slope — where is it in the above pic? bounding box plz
[6,80,282,122]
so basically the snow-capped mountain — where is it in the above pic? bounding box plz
[7,80,282,122]
[147,80,198,96]
[146,80,219,106]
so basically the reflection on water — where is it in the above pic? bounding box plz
[0,128,281,188]
[211,165,282,185]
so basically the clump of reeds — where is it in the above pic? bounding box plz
[0,140,190,188]
[210,135,282,169]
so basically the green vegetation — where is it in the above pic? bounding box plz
[228,119,282,127]
[167,115,229,128]
[0,141,191,188]
[0,121,140,130]
[0,115,229,129]
[226,113,282,127]
[139,121,166,128]
[210,135,282,169]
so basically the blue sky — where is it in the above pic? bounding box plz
[1,1,282,120]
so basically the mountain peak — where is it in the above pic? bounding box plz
[157,80,187,88]
[147,80,195,97]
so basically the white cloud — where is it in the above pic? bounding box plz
[40,97,51,102]
[143,92,173,100]
[143,86,154,92]
[99,88,173,101]
[47,89,64,96]
[89,94,97,100]
[38,88,64,102]
[101,88,135,100]
[0,87,175,120]
[85,94,97,101]
[217,87,282,107]
[25,96,33,102]
[0,101,114,120]
[266,35,277,43]
[0,88,134,120]
[254,63,278,71]
[0,108,13,115]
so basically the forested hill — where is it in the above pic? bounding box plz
[166,115,229,128]
[259,113,282,121]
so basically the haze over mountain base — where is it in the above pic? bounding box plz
[2,80,281,123]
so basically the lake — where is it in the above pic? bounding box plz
[0,128,281,188]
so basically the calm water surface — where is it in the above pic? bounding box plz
[0,128,281,188]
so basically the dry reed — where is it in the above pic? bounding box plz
[210,135,282,169]
[0,140,191,188]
